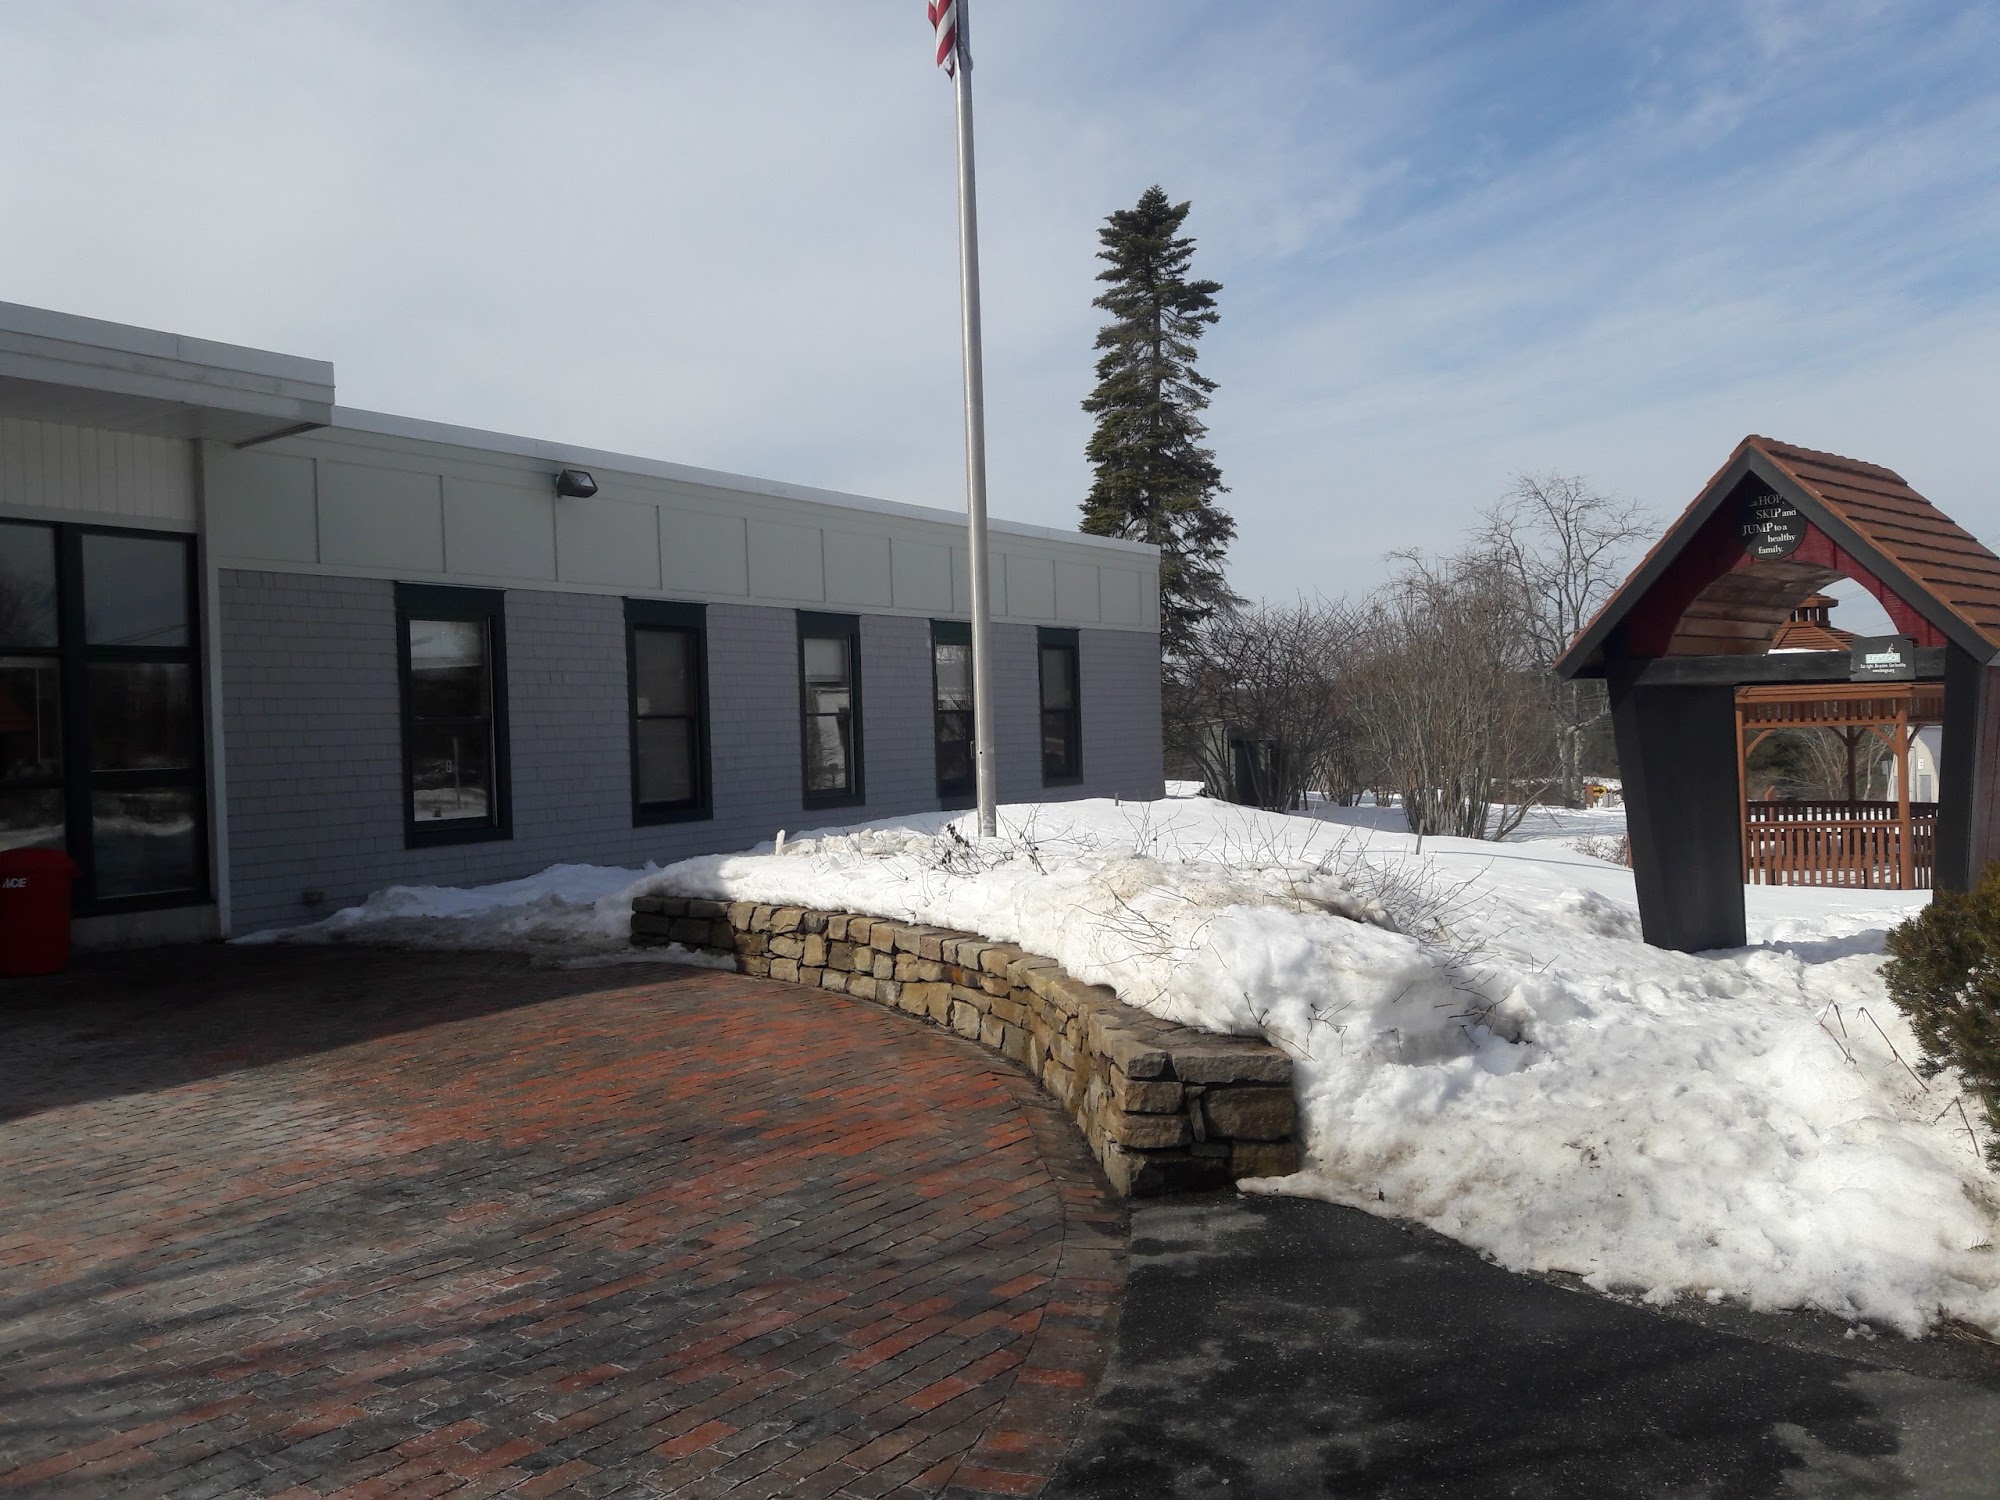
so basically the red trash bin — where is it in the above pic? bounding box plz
[0,848,79,977]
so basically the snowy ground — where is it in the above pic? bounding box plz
[252,794,1999,1338]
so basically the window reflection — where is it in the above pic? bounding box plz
[1040,640,1081,781]
[633,626,699,808]
[636,718,696,803]
[407,618,494,824]
[0,658,62,781]
[803,634,853,795]
[0,523,57,647]
[0,789,64,853]
[83,533,189,647]
[933,635,973,799]
[89,663,193,771]
[92,787,198,898]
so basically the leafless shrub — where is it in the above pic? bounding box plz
[1164,597,1365,810]
[1571,833,1631,865]
[1346,551,1554,840]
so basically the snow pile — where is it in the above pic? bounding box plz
[241,862,658,952]
[255,797,1999,1336]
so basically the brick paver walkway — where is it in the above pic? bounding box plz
[0,947,1126,1498]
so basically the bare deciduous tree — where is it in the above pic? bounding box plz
[1165,599,1359,811]
[1476,473,1651,805]
[1349,551,1554,840]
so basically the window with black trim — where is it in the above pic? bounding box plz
[1038,627,1082,784]
[396,584,509,846]
[0,519,206,911]
[798,611,863,808]
[931,619,974,805]
[627,599,710,823]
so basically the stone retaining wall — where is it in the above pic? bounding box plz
[632,895,1300,1197]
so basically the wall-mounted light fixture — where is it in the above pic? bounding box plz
[554,468,598,498]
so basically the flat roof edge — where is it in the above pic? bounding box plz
[327,406,1159,558]
[0,300,334,392]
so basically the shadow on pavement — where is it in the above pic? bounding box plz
[1051,1194,2000,1499]
[0,944,696,1123]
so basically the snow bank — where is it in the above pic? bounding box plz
[254,797,2000,1336]
[239,861,661,952]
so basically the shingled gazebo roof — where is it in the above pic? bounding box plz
[1558,435,2000,676]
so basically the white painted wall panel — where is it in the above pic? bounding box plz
[0,417,194,525]
[824,529,892,608]
[1100,567,1141,626]
[444,478,555,580]
[748,519,823,601]
[1006,554,1056,620]
[556,494,659,589]
[213,422,1157,633]
[891,538,952,611]
[317,460,443,571]
[206,448,317,563]
[952,548,1006,618]
[662,507,748,595]
[1055,561,1100,623]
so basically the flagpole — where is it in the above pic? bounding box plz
[950,0,999,838]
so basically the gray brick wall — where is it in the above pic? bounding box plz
[219,571,1164,933]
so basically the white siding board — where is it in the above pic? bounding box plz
[318,461,444,571]
[662,507,748,595]
[444,478,555,580]
[825,529,892,608]
[0,416,194,524]
[199,422,1157,631]
[891,538,952,612]
[206,448,317,563]
[556,494,659,589]
[1006,554,1056,620]
[748,519,824,601]
[1055,561,1100,623]
[1100,567,1141,626]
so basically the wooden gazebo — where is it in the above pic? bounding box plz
[1737,680,1943,889]
[1557,436,2000,951]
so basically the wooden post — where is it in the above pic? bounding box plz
[1735,694,1750,883]
[1896,695,1914,889]
[1612,670,1747,951]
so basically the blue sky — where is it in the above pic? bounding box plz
[2,1,1994,610]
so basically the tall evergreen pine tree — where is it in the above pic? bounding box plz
[1080,185,1238,654]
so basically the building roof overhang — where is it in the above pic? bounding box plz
[0,300,334,447]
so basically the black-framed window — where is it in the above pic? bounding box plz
[396,584,510,847]
[932,619,974,806]
[799,611,863,809]
[627,599,710,824]
[0,519,207,913]
[1039,627,1082,785]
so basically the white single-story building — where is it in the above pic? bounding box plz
[0,302,1163,946]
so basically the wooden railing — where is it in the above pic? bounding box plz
[1743,800,1937,888]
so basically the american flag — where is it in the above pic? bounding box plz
[928,0,959,75]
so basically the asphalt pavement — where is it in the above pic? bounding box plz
[1049,1194,2000,1499]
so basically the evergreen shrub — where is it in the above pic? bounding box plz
[1884,864,2000,1169]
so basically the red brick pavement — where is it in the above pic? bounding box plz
[0,947,1127,1498]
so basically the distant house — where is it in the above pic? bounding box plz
[0,302,1164,945]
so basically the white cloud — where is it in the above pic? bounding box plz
[1,1,1994,602]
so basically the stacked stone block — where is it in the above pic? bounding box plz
[632,893,1301,1197]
